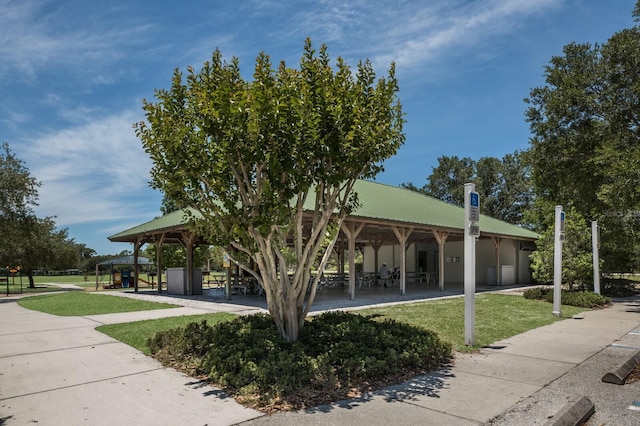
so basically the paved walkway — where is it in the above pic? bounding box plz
[1,291,639,425]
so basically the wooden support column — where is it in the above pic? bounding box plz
[133,237,145,293]
[155,233,166,294]
[432,230,448,291]
[341,221,365,300]
[491,236,501,286]
[391,225,413,296]
[515,240,521,285]
[94,263,99,291]
[181,231,197,295]
[369,238,383,274]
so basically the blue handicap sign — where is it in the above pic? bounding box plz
[470,192,479,207]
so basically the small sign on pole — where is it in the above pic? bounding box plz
[469,191,480,222]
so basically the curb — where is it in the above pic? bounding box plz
[601,350,640,385]
[543,395,595,426]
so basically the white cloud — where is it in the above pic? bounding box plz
[0,0,151,83]
[280,0,561,78]
[18,109,155,226]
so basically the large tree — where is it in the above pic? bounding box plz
[404,150,533,225]
[136,39,404,341]
[0,143,83,285]
[529,204,595,289]
[0,142,40,270]
[15,216,79,288]
[420,155,474,207]
[526,2,640,270]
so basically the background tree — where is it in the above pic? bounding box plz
[15,216,78,287]
[142,244,211,270]
[526,2,640,272]
[0,143,88,285]
[403,150,533,225]
[136,39,404,341]
[420,155,474,207]
[0,142,41,269]
[142,196,215,271]
[529,205,595,289]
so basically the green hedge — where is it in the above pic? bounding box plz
[148,311,451,410]
[523,287,610,308]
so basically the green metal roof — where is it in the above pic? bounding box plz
[108,208,197,242]
[347,180,538,240]
[109,180,538,241]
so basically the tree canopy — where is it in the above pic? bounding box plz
[136,39,404,341]
[403,150,533,225]
[526,2,640,271]
[0,142,90,286]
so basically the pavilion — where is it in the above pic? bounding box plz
[108,179,538,298]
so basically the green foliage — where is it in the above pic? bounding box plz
[602,277,639,297]
[136,38,405,341]
[142,243,211,270]
[404,150,534,225]
[523,287,610,308]
[148,312,451,410]
[522,286,550,301]
[99,312,236,355]
[15,216,80,287]
[526,6,640,271]
[0,143,88,287]
[529,205,595,289]
[0,142,39,219]
[560,291,610,308]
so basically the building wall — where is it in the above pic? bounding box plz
[363,237,533,285]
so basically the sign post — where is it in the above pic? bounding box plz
[464,183,479,346]
[592,220,600,295]
[553,206,564,317]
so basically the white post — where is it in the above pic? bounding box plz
[592,220,600,295]
[464,183,479,346]
[553,206,564,317]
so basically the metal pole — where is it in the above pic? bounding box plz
[553,206,563,317]
[464,183,477,346]
[592,221,600,294]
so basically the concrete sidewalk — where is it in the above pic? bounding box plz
[1,293,640,425]
[240,297,640,425]
[0,299,264,425]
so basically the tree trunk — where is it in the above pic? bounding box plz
[283,296,301,341]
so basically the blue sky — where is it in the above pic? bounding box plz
[2,0,636,255]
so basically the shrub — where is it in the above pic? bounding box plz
[148,311,452,411]
[602,278,638,297]
[522,286,610,308]
[523,287,551,301]
[560,291,610,308]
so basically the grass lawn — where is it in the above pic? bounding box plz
[97,313,237,355]
[359,293,585,352]
[1,282,62,295]
[93,292,587,358]
[17,292,178,316]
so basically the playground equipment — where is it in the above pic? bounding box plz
[95,256,152,290]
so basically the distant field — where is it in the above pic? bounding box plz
[0,273,158,295]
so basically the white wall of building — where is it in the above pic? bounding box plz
[362,237,533,285]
